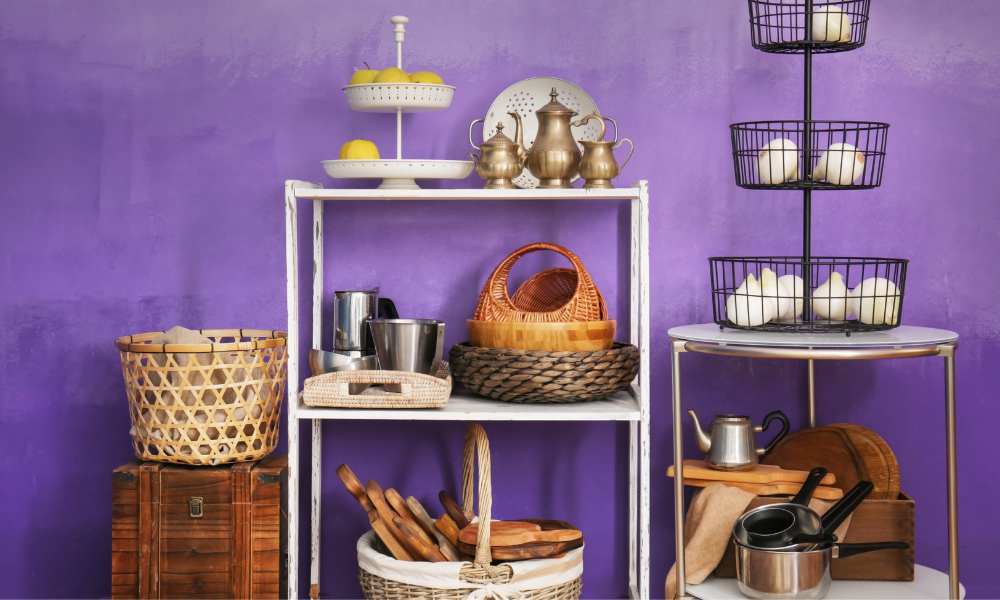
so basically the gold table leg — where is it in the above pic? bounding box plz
[943,344,960,599]
[670,340,687,598]
[807,359,816,427]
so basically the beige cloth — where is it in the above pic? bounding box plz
[665,483,855,599]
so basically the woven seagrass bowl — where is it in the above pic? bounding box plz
[449,342,638,404]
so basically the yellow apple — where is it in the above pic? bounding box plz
[374,67,410,83]
[349,62,378,85]
[409,70,444,84]
[338,139,380,160]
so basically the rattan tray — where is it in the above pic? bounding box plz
[302,363,451,409]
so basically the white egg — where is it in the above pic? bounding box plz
[813,142,865,185]
[849,277,901,325]
[812,272,850,320]
[775,274,805,322]
[726,273,776,327]
[812,5,853,43]
[757,138,799,185]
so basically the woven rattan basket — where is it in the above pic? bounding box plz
[116,329,287,466]
[302,363,451,409]
[358,424,583,599]
[450,342,639,404]
[473,242,607,323]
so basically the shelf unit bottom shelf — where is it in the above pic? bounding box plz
[687,565,964,600]
[296,388,640,421]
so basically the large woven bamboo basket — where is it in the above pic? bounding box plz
[473,242,607,323]
[358,424,583,599]
[116,329,287,466]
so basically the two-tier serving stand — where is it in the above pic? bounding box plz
[669,2,962,598]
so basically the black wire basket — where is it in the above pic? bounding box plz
[749,0,870,54]
[710,256,908,333]
[730,120,888,190]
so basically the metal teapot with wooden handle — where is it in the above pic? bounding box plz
[469,112,526,189]
[688,409,790,470]
[525,88,581,188]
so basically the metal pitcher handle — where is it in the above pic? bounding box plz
[468,118,485,150]
[615,137,635,170]
[601,116,620,144]
[572,111,606,140]
[756,409,789,456]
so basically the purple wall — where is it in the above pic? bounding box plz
[2,1,998,597]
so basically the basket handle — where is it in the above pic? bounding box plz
[486,242,589,313]
[461,423,494,566]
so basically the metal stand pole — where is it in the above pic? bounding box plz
[943,345,960,599]
[670,340,687,598]
[807,359,816,427]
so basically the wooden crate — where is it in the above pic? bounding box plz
[714,493,914,581]
[111,455,287,599]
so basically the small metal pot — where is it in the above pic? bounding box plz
[368,318,445,374]
[734,540,909,599]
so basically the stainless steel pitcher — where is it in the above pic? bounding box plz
[332,290,398,353]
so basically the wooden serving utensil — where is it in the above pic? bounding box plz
[667,459,837,486]
[407,497,460,561]
[392,515,448,562]
[459,520,581,547]
[369,512,414,561]
[434,514,462,549]
[336,464,374,512]
[385,488,436,547]
[439,490,471,529]
[676,477,845,500]
[367,480,427,559]
[457,537,584,561]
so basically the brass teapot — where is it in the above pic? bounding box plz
[573,113,635,189]
[469,113,526,189]
[525,88,582,188]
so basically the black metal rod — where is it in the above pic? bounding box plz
[802,0,814,322]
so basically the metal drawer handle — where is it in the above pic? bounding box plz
[189,496,204,519]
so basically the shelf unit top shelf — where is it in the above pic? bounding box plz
[290,184,642,202]
[669,323,958,349]
[296,388,640,421]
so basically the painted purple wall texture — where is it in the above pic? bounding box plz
[2,1,998,597]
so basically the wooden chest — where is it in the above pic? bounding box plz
[111,455,287,599]
[715,492,915,581]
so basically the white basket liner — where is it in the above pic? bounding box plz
[357,531,583,594]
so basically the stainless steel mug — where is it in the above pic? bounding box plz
[368,319,445,374]
[332,290,398,353]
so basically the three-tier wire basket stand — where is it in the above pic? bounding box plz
[670,2,962,598]
[713,0,905,334]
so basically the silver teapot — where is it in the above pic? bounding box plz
[688,410,789,470]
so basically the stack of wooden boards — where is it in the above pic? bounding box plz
[338,464,583,563]
[667,459,843,499]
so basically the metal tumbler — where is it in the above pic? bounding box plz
[368,319,445,374]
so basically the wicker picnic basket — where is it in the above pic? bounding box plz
[116,329,287,466]
[473,242,607,323]
[450,342,639,404]
[357,424,583,599]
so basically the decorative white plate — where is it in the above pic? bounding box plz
[343,83,454,113]
[322,159,474,189]
[482,77,603,188]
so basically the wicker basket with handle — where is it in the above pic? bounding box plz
[357,424,583,599]
[116,329,287,466]
[473,242,607,323]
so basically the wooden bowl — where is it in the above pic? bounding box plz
[467,319,615,351]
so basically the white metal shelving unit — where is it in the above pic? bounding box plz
[283,180,651,599]
[666,324,961,599]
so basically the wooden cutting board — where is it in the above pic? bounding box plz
[666,459,836,485]
[457,537,584,561]
[761,424,900,500]
[675,477,844,500]
[458,520,578,547]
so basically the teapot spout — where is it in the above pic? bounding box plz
[508,111,526,162]
[688,409,712,454]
